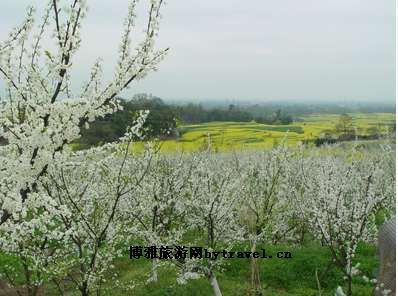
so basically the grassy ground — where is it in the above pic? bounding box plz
[0,236,380,296]
[129,113,394,153]
[90,243,378,296]
[120,245,377,296]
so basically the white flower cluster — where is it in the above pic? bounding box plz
[286,146,395,295]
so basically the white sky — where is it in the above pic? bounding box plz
[0,0,395,102]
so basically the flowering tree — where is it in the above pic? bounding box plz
[0,0,167,294]
[125,152,196,283]
[0,188,69,295]
[178,151,244,296]
[288,153,392,296]
[375,145,396,217]
[238,147,292,295]
[45,121,151,295]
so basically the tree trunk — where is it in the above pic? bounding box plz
[250,240,262,295]
[80,280,90,296]
[300,222,306,245]
[149,258,158,282]
[27,286,39,296]
[209,272,222,296]
[346,275,352,296]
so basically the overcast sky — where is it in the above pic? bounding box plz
[0,0,395,102]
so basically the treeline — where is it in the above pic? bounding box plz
[174,103,293,124]
[77,94,293,147]
[188,100,395,116]
[174,103,292,124]
[174,103,251,123]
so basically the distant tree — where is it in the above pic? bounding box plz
[254,109,292,125]
[335,114,355,138]
[132,93,165,107]
[273,109,282,123]
[176,103,208,123]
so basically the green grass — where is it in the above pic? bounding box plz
[2,242,378,295]
[92,243,378,295]
[132,113,395,153]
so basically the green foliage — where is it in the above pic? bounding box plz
[255,109,293,125]
[77,94,178,147]
[174,104,293,125]
[174,103,253,124]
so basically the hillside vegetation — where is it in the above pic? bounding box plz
[131,113,395,153]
